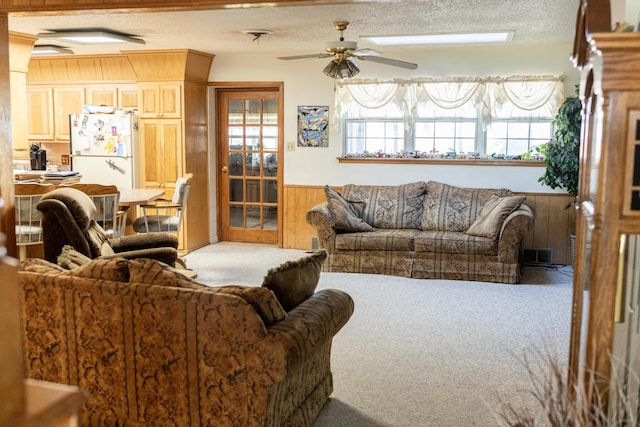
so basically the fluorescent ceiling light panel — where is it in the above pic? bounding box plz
[364,31,514,46]
[37,31,145,45]
[32,45,75,56]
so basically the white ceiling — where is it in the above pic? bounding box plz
[8,0,579,59]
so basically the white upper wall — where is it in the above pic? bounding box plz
[209,43,579,193]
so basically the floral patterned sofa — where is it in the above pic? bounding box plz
[306,181,534,284]
[18,254,353,426]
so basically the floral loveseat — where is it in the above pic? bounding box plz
[306,181,533,284]
[18,252,353,426]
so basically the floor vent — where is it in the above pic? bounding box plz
[310,236,319,250]
[522,248,553,266]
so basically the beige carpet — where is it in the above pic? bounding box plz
[186,242,575,427]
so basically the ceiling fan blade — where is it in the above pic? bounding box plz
[277,53,333,60]
[356,55,418,70]
[353,48,382,56]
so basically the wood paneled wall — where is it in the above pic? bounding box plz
[282,185,577,265]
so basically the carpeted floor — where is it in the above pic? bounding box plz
[186,242,575,427]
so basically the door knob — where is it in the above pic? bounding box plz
[221,166,228,173]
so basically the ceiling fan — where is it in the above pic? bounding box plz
[277,21,418,79]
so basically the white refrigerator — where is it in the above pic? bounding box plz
[70,113,139,189]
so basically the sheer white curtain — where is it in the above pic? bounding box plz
[334,75,565,126]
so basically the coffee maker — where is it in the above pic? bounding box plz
[29,144,46,170]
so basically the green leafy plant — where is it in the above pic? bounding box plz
[538,92,582,199]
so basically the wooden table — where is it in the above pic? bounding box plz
[118,188,165,235]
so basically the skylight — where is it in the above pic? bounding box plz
[363,31,514,46]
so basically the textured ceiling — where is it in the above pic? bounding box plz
[8,0,579,58]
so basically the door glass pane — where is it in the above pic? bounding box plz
[228,126,243,149]
[246,126,260,150]
[246,153,260,176]
[230,179,243,201]
[263,180,277,203]
[229,153,243,176]
[263,100,278,124]
[263,206,277,229]
[246,180,260,202]
[263,153,277,177]
[228,100,244,124]
[263,126,278,150]
[230,205,243,227]
[247,206,260,228]
[246,100,261,124]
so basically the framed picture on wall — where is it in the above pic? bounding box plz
[297,106,329,147]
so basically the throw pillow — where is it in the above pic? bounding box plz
[324,186,374,232]
[261,249,328,311]
[57,245,93,270]
[128,258,206,289]
[209,285,286,326]
[465,194,526,239]
[69,257,131,282]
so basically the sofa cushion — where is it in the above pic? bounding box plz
[324,186,373,232]
[421,181,513,232]
[69,257,131,282]
[335,229,420,251]
[465,194,526,239]
[262,249,327,311]
[341,182,426,229]
[414,231,498,255]
[57,245,93,269]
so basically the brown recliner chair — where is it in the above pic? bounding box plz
[37,187,179,267]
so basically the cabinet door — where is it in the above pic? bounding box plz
[26,87,54,140]
[86,86,117,107]
[53,87,85,141]
[118,85,138,109]
[138,119,182,193]
[138,84,182,118]
[11,72,30,153]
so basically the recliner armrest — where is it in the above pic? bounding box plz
[109,232,179,252]
[98,247,178,267]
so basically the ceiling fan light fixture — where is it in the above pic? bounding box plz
[323,58,359,79]
[36,29,145,45]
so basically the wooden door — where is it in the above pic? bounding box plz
[217,88,282,245]
[86,86,117,107]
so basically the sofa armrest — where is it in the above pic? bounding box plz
[251,289,354,382]
[305,203,336,251]
[498,204,534,263]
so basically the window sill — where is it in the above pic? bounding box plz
[336,157,546,167]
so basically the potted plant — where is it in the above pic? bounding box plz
[538,92,582,201]
[538,90,583,263]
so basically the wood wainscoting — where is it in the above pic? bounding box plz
[282,185,576,266]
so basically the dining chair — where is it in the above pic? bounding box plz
[14,183,54,260]
[132,173,193,234]
[61,183,127,238]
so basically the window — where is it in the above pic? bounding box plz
[336,76,564,158]
[486,120,553,156]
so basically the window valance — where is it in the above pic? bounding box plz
[334,75,565,127]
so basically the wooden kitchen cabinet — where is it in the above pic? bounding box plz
[138,119,182,195]
[138,83,181,118]
[53,87,84,141]
[26,87,84,142]
[86,84,138,109]
[26,87,54,140]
